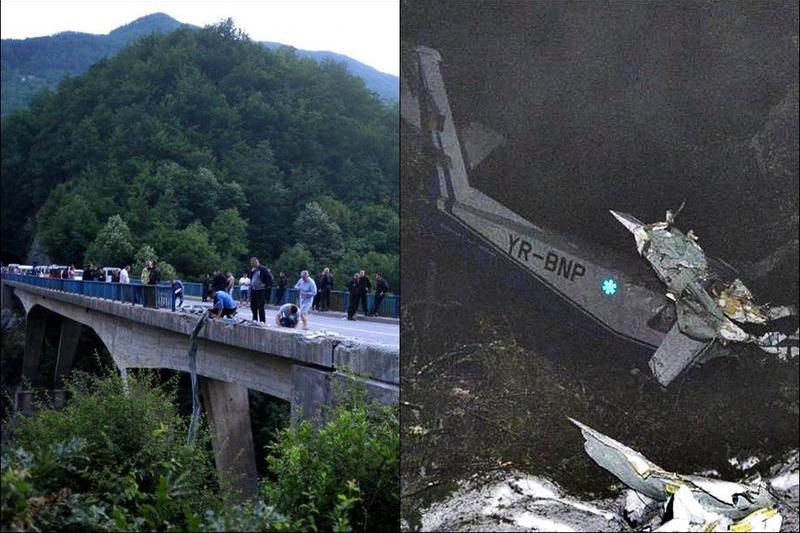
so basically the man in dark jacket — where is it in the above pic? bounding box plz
[275,272,287,305]
[369,273,389,316]
[346,273,360,320]
[319,267,333,312]
[312,270,323,311]
[148,261,161,285]
[145,261,161,308]
[249,257,274,323]
[357,269,371,316]
[211,270,227,292]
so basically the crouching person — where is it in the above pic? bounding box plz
[275,303,300,328]
[207,289,238,320]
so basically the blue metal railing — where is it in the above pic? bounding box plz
[1,274,176,311]
[1,274,400,318]
[183,282,399,318]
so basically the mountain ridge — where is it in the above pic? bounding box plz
[1,13,398,115]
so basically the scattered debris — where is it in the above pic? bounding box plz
[570,417,785,532]
[730,456,762,471]
[611,208,799,385]
[417,469,626,532]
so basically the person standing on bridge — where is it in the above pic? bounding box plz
[145,260,161,308]
[275,272,287,305]
[238,272,250,305]
[119,264,132,304]
[319,267,333,312]
[211,270,227,292]
[249,257,273,323]
[312,270,323,311]
[369,273,389,316]
[171,277,184,308]
[226,271,235,296]
[148,261,161,285]
[207,289,238,320]
[346,272,360,320]
[357,269,371,316]
[140,261,150,285]
[294,270,317,330]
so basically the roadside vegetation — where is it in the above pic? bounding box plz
[1,368,399,531]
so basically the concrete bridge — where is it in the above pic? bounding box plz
[1,276,399,499]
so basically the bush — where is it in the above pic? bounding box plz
[1,369,217,531]
[263,389,400,532]
[1,367,399,532]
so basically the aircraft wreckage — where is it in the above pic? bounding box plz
[571,418,787,532]
[402,45,798,385]
[611,206,798,384]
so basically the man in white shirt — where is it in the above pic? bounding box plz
[238,273,250,304]
[119,265,132,304]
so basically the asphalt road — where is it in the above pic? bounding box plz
[182,298,399,347]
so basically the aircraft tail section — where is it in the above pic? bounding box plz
[648,323,712,386]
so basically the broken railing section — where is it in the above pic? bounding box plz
[611,207,799,386]
[570,418,785,532]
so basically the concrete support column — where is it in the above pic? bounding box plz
[54,318,82,387]
[200,378,257,500]
[291,365,333,424]
[291,365,399,426]
[1,282,14,312]
[22,307,48,385]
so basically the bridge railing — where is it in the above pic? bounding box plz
[173,281,399,318]
[2,274,400,318]
[2,274,176,310]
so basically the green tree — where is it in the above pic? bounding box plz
[273,244,314,280]
[210,208,248,262]
[315,195,354,235]
[84,214,135,266]
[162,222,221,279]
[38,190,99,265]
[293,201,343,263]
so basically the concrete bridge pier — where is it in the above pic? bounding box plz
[200,377,258,501]
[1,282,14,313]
[22,306,48,386]
[290,364,400,424]
[54,318,82,387]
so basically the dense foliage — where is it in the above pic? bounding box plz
[1,19,399,290]
[1,370,399,531]
[1,370,218,531]
[264,390,400,532]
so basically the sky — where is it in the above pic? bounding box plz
[0,0,399,75]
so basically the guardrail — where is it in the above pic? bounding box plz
[2,274,176,310]
[2,274,400,318]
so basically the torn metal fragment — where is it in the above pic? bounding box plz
[569,418,777,520]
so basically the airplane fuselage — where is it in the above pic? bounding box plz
[409,45,670,351]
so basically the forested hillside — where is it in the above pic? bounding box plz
[1,13,188,115]
[1,13,399,116]
[1,20,399,288]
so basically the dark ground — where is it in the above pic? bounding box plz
[401,1,799,529]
